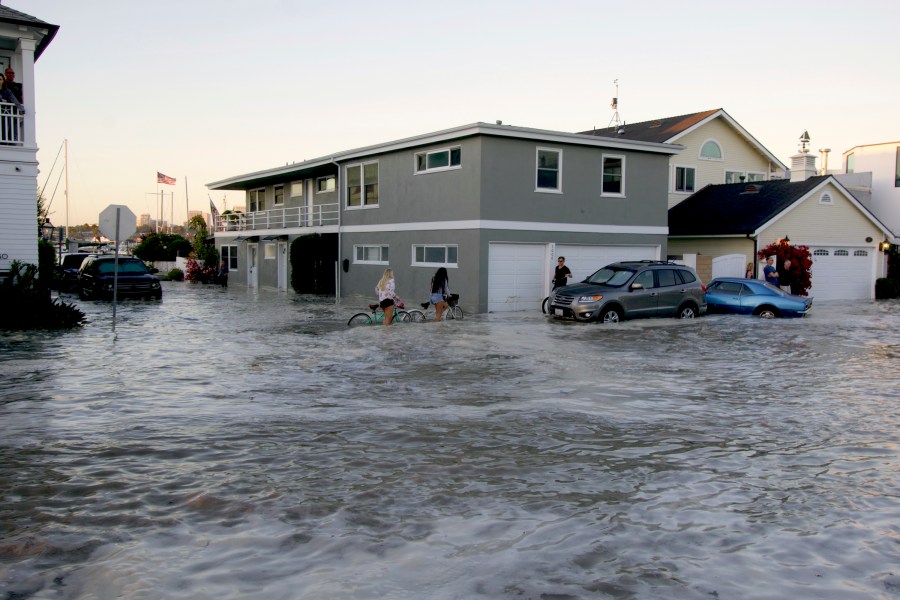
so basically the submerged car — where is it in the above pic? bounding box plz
[56,252,94,293]
[77,256,162,300]
[705,277,812,318]
[547,261,707,322]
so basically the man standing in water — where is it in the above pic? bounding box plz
[552,256,571,291]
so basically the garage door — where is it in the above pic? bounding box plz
[555,244,658,284]
[808,247,875,300]
[488,243,547,312]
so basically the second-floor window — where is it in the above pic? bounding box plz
[415,147,461,174]
[274,185,284,206]
[846,153,855,174]
[249,189,264,213]
[347,162,379,207]
[895,148,900,187]
[602,155,624,196]
[700,140,723,160]
[674,166,695,193]
[536,148,561,192]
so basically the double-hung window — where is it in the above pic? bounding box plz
[412,244,458,267]
[273,185,284,206]
[602,155,625,196]
[317,176,336,194]
[674,166,695,193]
[415,147,461,174]
[536,148,561,192]
[354,244,389,265]
[346,162,379,208]
[221,245,238,271]
[248,189,264,213]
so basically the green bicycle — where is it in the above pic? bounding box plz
[347,302,412,326]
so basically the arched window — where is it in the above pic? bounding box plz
[700,140,723,160]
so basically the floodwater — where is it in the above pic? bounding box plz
[1,283,899,600]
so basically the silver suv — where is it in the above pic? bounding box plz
[548,261,706,322]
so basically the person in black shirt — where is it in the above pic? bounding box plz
[779,259,795,294]
[4,68,21,104]
[552,256,571,290]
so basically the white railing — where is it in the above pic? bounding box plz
[214,203,339,232]
[0,102,24,146]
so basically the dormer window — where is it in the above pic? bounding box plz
[700,140,723,161]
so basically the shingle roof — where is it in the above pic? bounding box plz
[578,109,721,144]
[0,4,59,59]
[668,176,830,236]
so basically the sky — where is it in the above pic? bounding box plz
[17,0,900,227]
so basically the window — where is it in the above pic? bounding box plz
[725,171,743,184]
[274,185,284,206]
[632,270,654,289]
[413,244,458,267]
[813,249,829,256]
[834,249,850,256]
[895,148,900,187]
[291,181,305,199]
[221,245,238,271]
[264,243,277,260]
[415,146,461,174]
[846,153,855,174]
[676,269,697,284]
[317,176,336,193]
[674,166,695,193]
[346,162,379,208]
[354,245,389,264]
[747,172,766,182]
[700,140,723,160]
[854,249,869,257]
[248,189,264,213]
[602,155,624,195]
[716,281,743,294]
[536,148,561,192]
[820,192,833,205]
[657,269,677,287]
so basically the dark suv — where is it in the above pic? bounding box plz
[77,256,162,300]
[548,261,706,322]
[57,252,94,293]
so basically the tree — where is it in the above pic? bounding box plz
[37,192,49,230]
[132,232,193,262]
[187,214,218,266]
[757,240,813,296]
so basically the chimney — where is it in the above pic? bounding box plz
[789,130,818,182]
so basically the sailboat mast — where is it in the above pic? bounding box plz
[64,138,69,240]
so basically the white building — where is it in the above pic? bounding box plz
[841,142,900,241]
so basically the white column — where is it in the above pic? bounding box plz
[17,38,36,149]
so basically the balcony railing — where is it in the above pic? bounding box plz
[0,102,24,146]
[214,203,339,232]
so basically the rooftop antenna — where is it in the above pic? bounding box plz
[608,79,623,132]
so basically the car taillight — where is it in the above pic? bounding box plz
[701,284,707,292]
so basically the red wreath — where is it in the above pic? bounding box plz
[757,240,812,296]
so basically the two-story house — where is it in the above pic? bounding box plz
[0,5,58,281]
[207,122,681,313]
[840,142,900,241]
[580,108,787,209]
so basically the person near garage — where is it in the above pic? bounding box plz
[552,256,572,291]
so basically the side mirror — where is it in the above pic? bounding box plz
[630,283,643,291]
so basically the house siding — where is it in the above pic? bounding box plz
[667,237,755,262]
[0,169,39,272]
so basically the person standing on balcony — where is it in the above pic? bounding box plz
[4,68,22,104]
[0,73,24,144]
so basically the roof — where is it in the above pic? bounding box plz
[208,121,683,191]
[0,4,59,59]
[579,108,787,171]
[668,176,831,236]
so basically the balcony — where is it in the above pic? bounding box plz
[0,103,24,146]
[214,203,339,232]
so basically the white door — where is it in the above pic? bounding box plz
[488,243,547,312]
[277,242,288,290]
[808,246,876,300]
[712,254,747,279]
[555,244,658,287]
[247,244,259,288]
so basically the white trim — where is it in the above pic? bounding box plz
[601,153,626,197]
[345,160,379,209]
[412,243,459,268]
[340,219,667,235]
[698,138,724,161]
[414,145,461,174]
[353,244,390,265]
[535,146,562,193]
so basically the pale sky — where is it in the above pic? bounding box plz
[18,0,900,226]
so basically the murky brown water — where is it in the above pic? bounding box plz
[2,283,899,599]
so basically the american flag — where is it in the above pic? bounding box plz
[157,172,176,185]
[209,196,220,225]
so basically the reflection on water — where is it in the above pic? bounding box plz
[2,283,899,599]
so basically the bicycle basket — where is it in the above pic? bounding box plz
[446,293,459,307]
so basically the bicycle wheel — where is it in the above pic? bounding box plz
[395,310,412,323]
[541,296,550,314]
[449,305,464,320]
[406,309,426,322]
[347,313,373,327]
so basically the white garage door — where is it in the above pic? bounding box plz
[555,244,658,284]
[809,246,875,300]
[712,254,747,279]
[488,243,547,312]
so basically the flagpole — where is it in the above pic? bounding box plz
[185,176,189,233]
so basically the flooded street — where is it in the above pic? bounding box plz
[2,282,899,599]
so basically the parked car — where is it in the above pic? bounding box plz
[547,261,707,322]
[705,277,812,318]
[56,252,94,293]
[77,256,162,300]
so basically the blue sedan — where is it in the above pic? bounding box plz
[705,277,812,318]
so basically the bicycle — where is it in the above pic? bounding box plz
[347,301,412,326]
[406,293,463,322]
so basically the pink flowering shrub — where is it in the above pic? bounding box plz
[184,258,217,284]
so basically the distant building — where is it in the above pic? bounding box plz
[840,142,900,241]
[139,213,151,227]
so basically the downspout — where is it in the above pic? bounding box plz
[331,157,341,305]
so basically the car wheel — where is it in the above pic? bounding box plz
[754,306,779,319]
[677,304,697,319]
[600,307,623,323]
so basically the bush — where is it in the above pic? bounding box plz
[184,258,217,284]
[757,240,813,295]
[0,261,85,330]
[168,268,184,281]
[875,278,900,299]
[132,233,193,262]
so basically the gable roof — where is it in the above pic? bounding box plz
[579,108,787,171]
[0,4,59,60]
